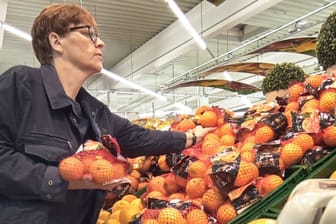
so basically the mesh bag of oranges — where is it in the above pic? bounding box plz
[59,135,131,187]
[209,149,259,194]
[134,198,216,224]
[228,182,262,212]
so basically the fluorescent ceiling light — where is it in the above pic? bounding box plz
[0,21,32,41]
[166,0,207,50]
[1,22,168,102]
[223,71,232,81]
[101,69,167,101]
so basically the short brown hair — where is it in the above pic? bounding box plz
[31,3,97,64]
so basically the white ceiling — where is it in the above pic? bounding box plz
[1,0,336,120]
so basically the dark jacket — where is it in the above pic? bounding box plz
[0,64,186,224]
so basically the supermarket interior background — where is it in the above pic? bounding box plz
[1,0,335,119]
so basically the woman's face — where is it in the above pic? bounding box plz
[60,24,105,76]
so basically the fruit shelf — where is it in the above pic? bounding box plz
[228,148,336,224]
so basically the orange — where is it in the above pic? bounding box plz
[292,133,314,154]
[288,83,304,102]
[301,99,319,113]
[305,74,323,89]
[195,105,212,116]
[59,157,84,181]
[203,133,220,141]
[185,177,207,199]
[319,88,336,113]
[247,218,277,224]
[240,151,255,163]
[147,176,167,195]
[186,209,208,224]
[280,143,303,167]
[255,125,275,144]
[177,118,196,132]
[127,175,139,193]
[285,101,299,112]
[199,111,218,127]
[240,142,255,153]
[89,158,114,184]
[187,160,208,178]
[143,219,159,224]
[219,123,235,137]
[234,161,259,187]
[243,136,256,144]
[216,202,237,224]
[322,125,336,147]
[129,169,141,180]
[158,155,170,172]
[175,174,188,188]
[164,173,180,194]
[257,175,283,196]
[219,134,235,146]
[201,188,226,213]
[202,138,221,155]
[81,155,96,174]
[157,207,185,224]
[329,170,336,179]
[106,219,121,224]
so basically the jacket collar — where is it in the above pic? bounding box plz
[40,64,105,112]
[40,64,73,110]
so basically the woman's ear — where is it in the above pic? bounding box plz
[48,32,63,52]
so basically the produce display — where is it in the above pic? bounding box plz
[58,73,336,224]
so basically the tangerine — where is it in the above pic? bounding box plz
[280,143,303,167]
[319,89,336,113]
[59,157,84,181]
[292,133,314,153]
[216,202,237,224]
[255,125,274,144]
[89,158,114,184]
[187,160,208,178]
[186,177,207,199]
[199,111,218,127]
[234,161,259,187]
[323,125,336,147]
[219,134,235,146]
[288,83,304,102]
[157,207,185,224]
[201,188,226,213]
[305,74,323,89]
[186,209,208,224]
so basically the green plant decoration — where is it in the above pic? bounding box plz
[316,10,336,70]
[261,62,305,94]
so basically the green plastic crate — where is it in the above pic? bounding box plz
[229,148,336,224]
[228,165,308,224]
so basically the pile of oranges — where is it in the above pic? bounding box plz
[100,73,336,224]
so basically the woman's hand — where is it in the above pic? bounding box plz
[185,125,216,148]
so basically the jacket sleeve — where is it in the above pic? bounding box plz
[100,107,186,158]
[0,66,67,202]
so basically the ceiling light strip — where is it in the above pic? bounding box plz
[0,23,166,102]
[166,0,207,50]
[163,0,336,86]
[101,69,167,101]
[0,21,32,41]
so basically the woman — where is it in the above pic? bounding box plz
[0,3,212,224]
